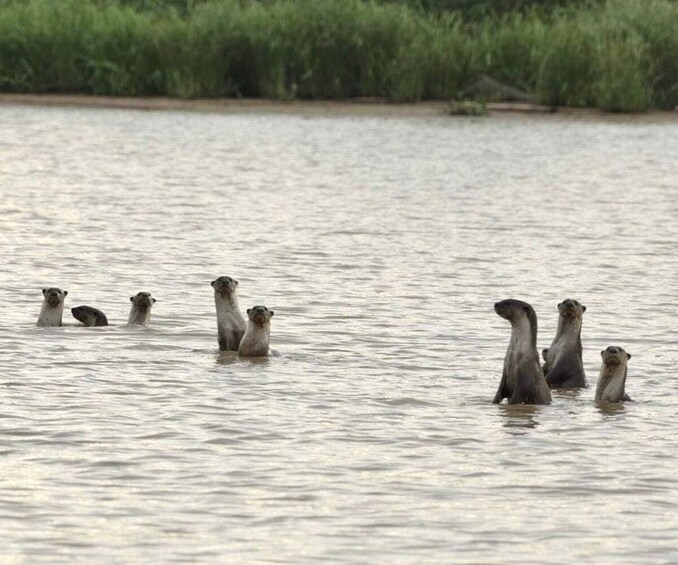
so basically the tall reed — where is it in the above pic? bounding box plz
[0,0,675,110]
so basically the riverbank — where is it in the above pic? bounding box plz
[3,93,678,122]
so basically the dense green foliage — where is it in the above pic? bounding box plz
[0,0,676,111]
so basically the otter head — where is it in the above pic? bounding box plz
[211,276,238,296]
[130,292,156,310]
[494,299,536,325]
[71,306,95,326]
[558,298,586,320]
[42,287,67,307]
[247,305,274,325]
[601,346,631,367]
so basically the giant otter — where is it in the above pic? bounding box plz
[37,287,68,327]
[493,299,551,405]
[71,305,109,327]
[212,276,246,351]
[542,299,587,388]
[595,346,632,403]
[238,305,274,357]
[128,292,156,326]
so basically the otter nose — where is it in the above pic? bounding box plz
[608,347,618,354]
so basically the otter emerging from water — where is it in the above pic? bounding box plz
[595,346,632,403]
[542,299,587,388]
[238,305,274,357]
[493,299,551,405]
[212,276,246,351]
[128,292,156,326]
[37,287,68,327]
[71,305,109,327]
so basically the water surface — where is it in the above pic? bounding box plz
[0,104,676,563]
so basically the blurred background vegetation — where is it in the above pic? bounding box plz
[0,0,676,111]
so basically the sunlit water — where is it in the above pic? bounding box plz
[0,104,676,563]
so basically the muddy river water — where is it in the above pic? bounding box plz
[0,103,676,563]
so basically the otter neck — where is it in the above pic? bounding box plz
[214,292,240,311]
[214,291,246,328]
[128,305,151,326]
[38,301,64,327]
[595,364,626,402]
[555,315,582,341]
[511,315,537,350]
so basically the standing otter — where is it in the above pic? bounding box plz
[595,346,632,403]
[37,287,68,327]
[71,305,109,327]
[493,299,551,405]
[128,292,156,326]
[238,305,274,357]
[542,299,587,388]
[212,276,246,351]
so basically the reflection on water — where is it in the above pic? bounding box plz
[596,401,627,416]
[0,105,677,563]
[500,404,541,431]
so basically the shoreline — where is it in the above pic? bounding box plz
[1,94,677,122]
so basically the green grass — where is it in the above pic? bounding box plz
[0,0,676,110]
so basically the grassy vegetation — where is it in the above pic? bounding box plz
[0,0,676,111]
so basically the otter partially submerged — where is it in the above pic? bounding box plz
[128,292,156,326]
[238,305,274,357]
[37,287,68,327]
[212,276,246,351]
[542,299,587,389]
[595,346,632,403]
[71,305,109,327]
[493,299,551,405]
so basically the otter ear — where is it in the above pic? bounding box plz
[210,280,217,288]
[42,288,47,295]
[63,290,68,296]
[626,352,632,359]
[270,310,274,316]
[247,308,251,314]
[582,305,587,312]
[152,298,157,303]
[601,350,605,356]
[130,296,134,302]
[235,280,239,286]
[557,301,562,308]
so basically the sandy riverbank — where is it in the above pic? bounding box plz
[1,94,677,121]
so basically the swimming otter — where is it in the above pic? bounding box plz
[37,287,68,327]
[238,305,274,357]
[493,299,551,405]
[128,292,156,326]
[71,305,109,327]
[212,276,246,351]
[542,299,587,388]
[595,346,632,403]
